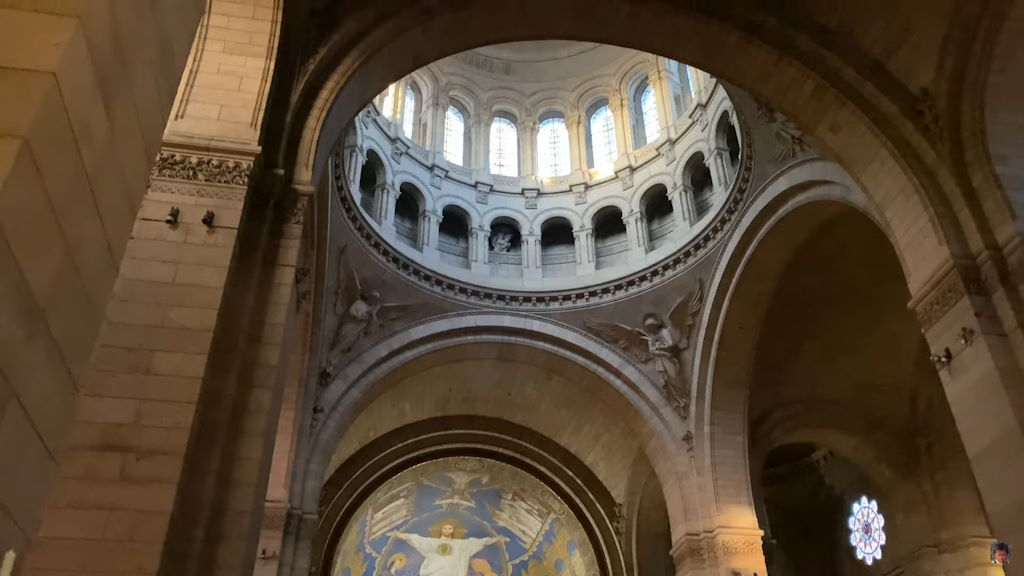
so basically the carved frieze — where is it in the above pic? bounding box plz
[152,151,252,186]
[911,266,984,331]
[148,179,246,202]
[754,99,809,163]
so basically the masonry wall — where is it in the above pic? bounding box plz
[0,1,205,556]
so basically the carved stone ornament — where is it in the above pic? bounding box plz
[753,99,809,163]
[675,534,764,565]
[475,183,491,205]
[572,183,587,206]
[659,140,676,164]
[523,188,539,209]
[618,168,634,190]
[316,245,442,404]
[391,141,408,163]
[430,166,446,188]
[152,151,252,186]
[294,265,312,311]
[585,280,704,420]
[911,267,986,331]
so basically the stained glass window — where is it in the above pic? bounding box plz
[590,105,617,173]
[537,116,570,178]
[402,85,417,139]
[847,496,886,565]
[489,116,518,177]
[641,84,659,144]
[444,105,465,166]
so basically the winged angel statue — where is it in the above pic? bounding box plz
[319,245,432,385]
[585,280,704,418]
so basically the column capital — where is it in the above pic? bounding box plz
[671,529,765,575]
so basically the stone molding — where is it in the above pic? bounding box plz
[671,531,764,565]
[152,150,253,187]
[148,177,247,202]
[330,118,753,310]
[909,264,985,331]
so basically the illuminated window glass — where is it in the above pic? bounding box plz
[402,85,417,139]
[379,83,396,118]
[847,496,887,566]
[686,65,698,99]
[641,84,659,144]
[590,105,617,173]
[537,116,570,178]
[444,105,465,166]
[489,116,518,177]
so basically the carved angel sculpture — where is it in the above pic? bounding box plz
[585,279,704,417]
[320,245,425,385]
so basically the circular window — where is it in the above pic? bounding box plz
[847,495,887,565]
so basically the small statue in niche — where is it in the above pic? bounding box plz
[585,279,704,418]
[491,231,514,253]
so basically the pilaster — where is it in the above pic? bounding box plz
[911,265,1024,565]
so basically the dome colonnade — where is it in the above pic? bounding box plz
[341,72,739,290]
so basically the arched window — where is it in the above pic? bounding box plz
[631,78,659,147]
[587,101,617,174]
[667,61,697,120]
[444,105,466,166]
[401,83,419,140]
[378,83,397,118]
[537,115,570,178]
[489,114,519,177]
[641,84,659,144]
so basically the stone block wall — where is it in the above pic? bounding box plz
[0,0,205,557]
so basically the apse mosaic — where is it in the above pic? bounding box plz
[331,457,599,576]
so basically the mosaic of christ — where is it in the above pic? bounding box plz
[331,457,599,576]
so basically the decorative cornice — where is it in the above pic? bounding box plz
[148,178,247,202]
[910,264,984,331]
[330,117,754,310]
[152,151,253,187]
[672,531,764,565]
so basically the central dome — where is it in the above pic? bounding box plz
[335,42,745,305]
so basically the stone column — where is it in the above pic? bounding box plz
[668,185,690,231]
[649,67,671,138]
[473,117,489,171]
[569,112,586,172]
[430,94,449,154]
[522,234,542,281]
[711,146,732,192]
[420,210,441,264]
[470,226,490,274]
[625,211,648,259]
[372,183,391,225]
[611,94,631,156]
[520,119,538,177]
[704,155,723,204]
[912,270,1024,565]
[680,184,698,224]
[574,227,596,275]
